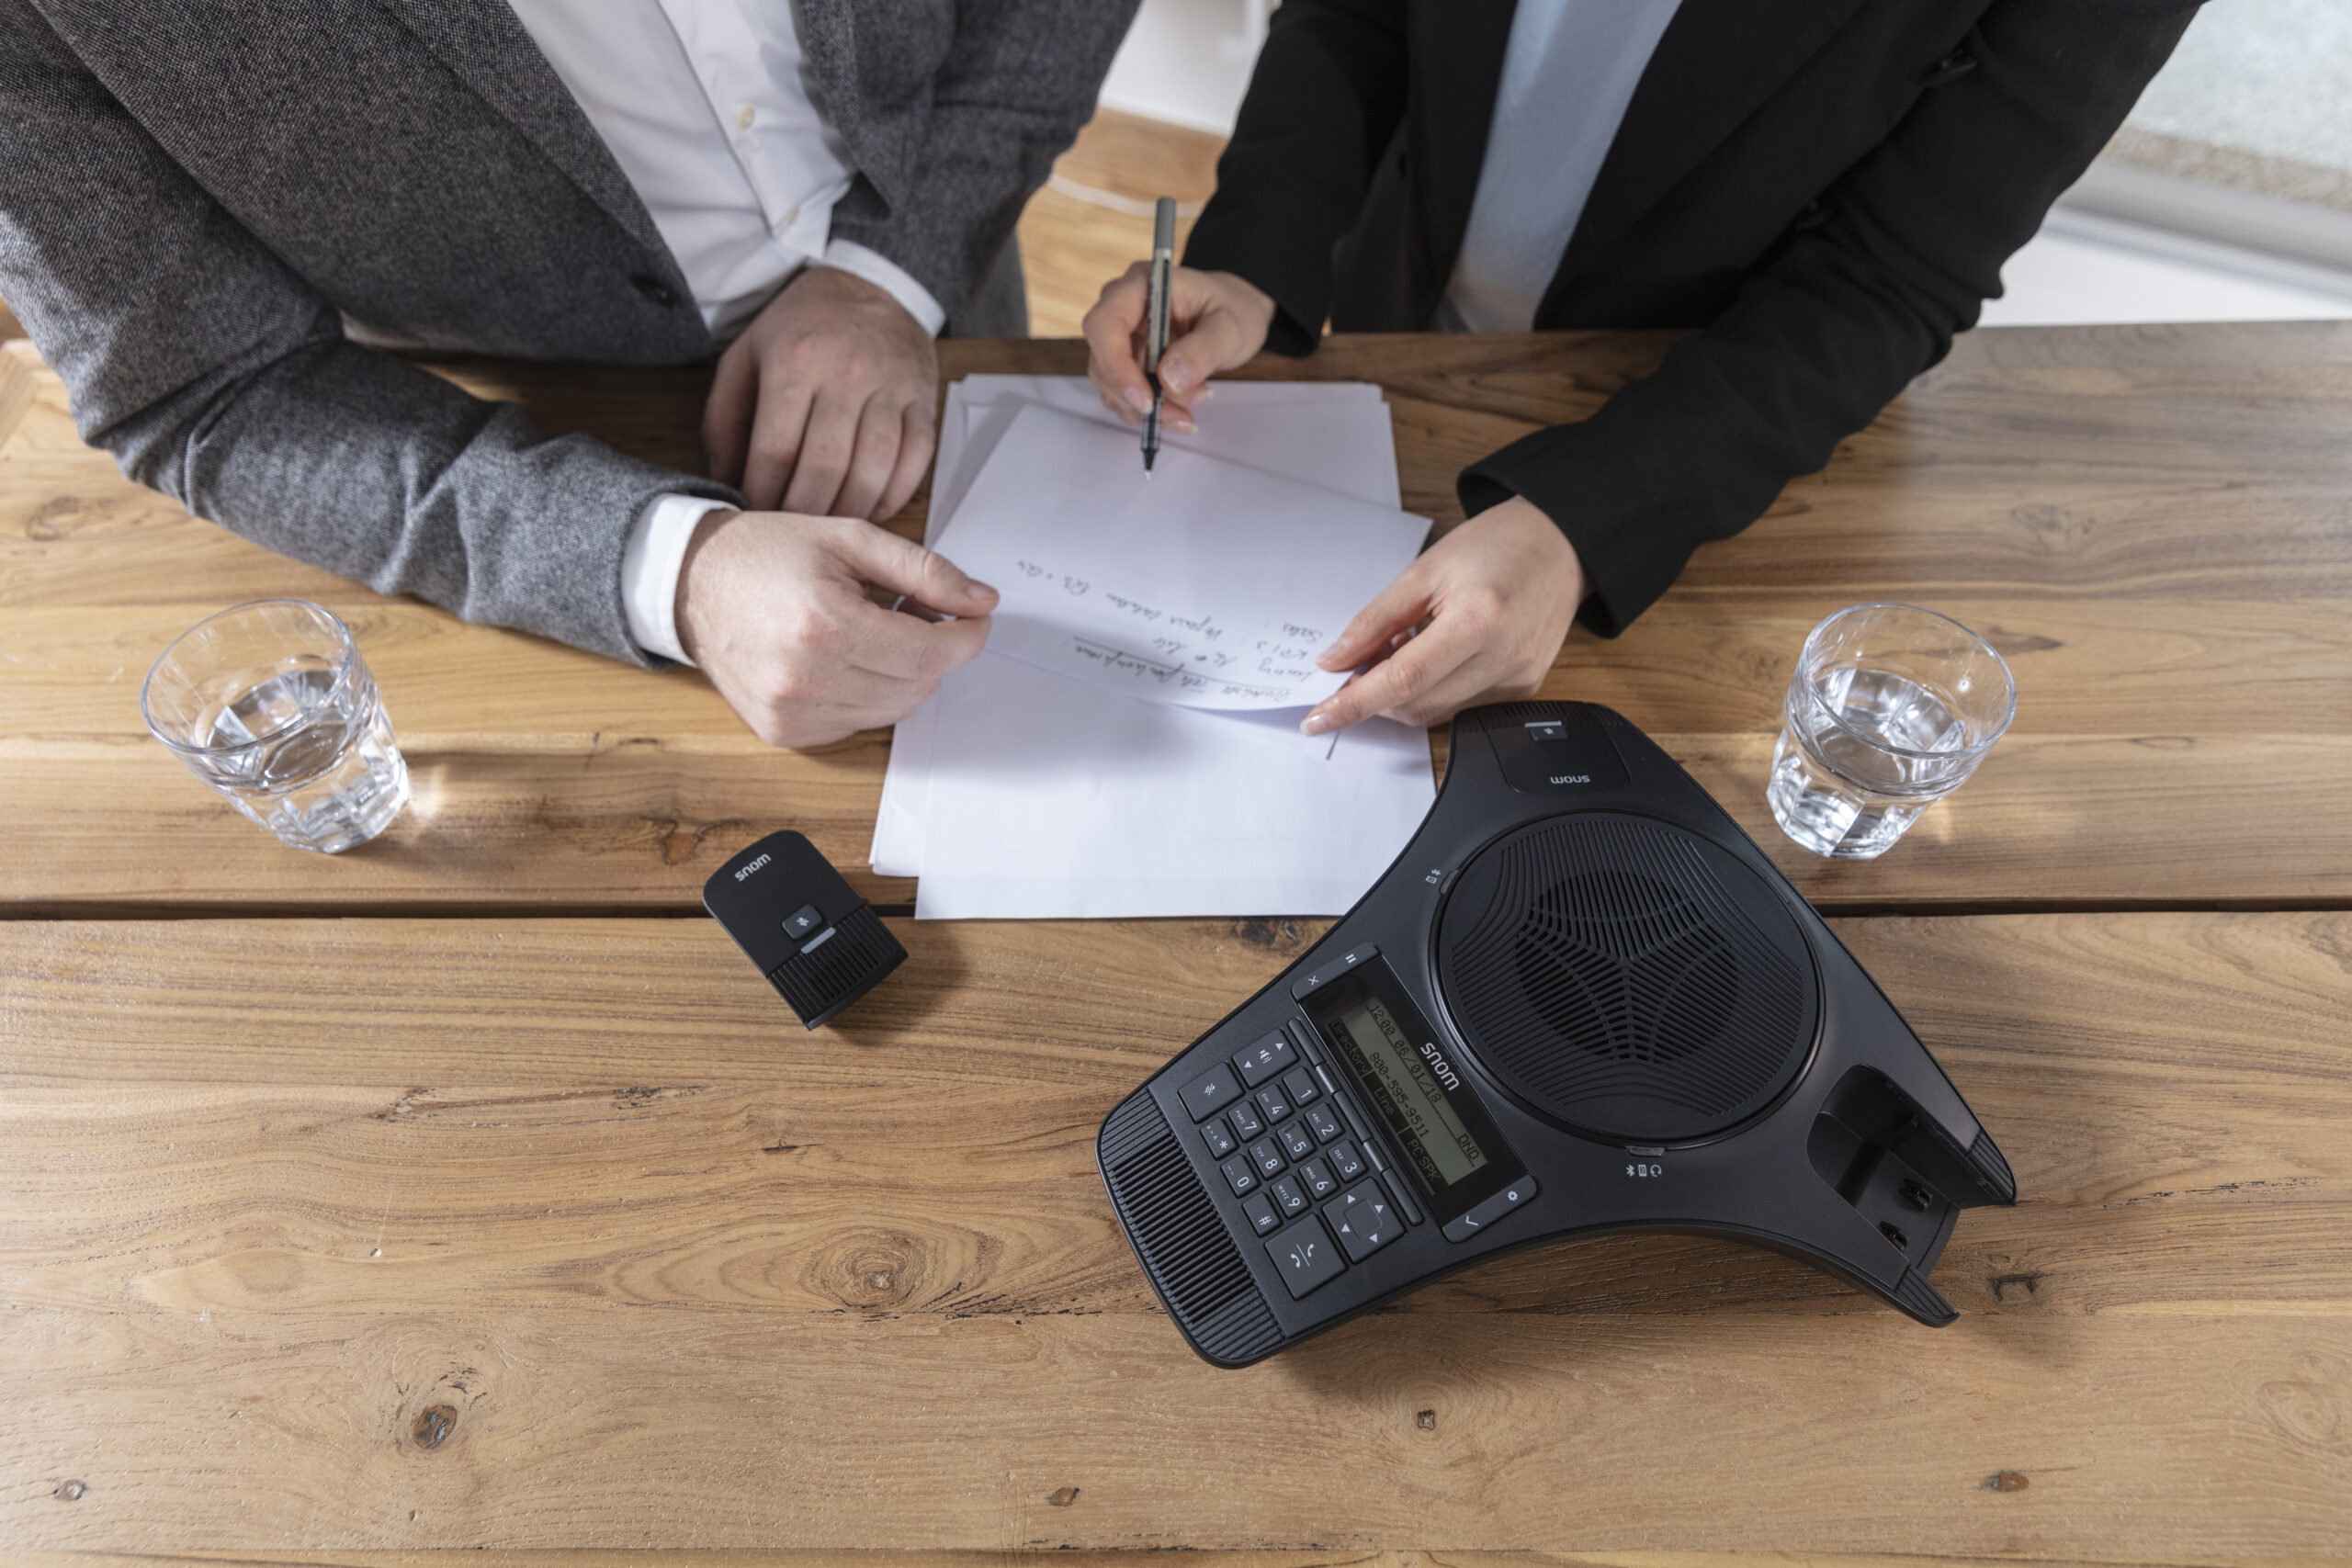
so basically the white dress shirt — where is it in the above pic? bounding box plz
[1437,0,1684,333]
[507,0,948,665]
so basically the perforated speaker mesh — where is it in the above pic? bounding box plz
[1437,813,1818,1144]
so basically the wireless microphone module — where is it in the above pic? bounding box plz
[703,830,906,1030]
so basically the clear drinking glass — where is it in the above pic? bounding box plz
[1767,603,2016,860]
[141,600,410,853]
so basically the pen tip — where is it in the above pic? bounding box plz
[1144,452,1156,475]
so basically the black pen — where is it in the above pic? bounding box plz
[1141,195,1175,475]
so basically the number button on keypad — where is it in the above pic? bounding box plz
[1282,1066,1319,1107]
[1248,1137,1286,1179]
[1220,1156,1259,1197]
[1304,1105,1344,1145]
[1277,1122,1317,1162]
[1299,1158,1337,1201]
[1271,1175,1309,1219]
[1327,1139,1366,1181]
[1254,1084,1292,1123]
[1227,1099,1266,1140]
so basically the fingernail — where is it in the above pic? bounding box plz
[1316,646,1348,670]
[1300,712,1332,737]
[1125,387,1152,414]
[1162,367,1191,395]
[1193,386,1214,402]
[971,579,998,601]
[1170,415,1195,434]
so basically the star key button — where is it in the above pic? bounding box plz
[1324,1179,1402,1262]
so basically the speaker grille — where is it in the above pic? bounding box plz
[1438,814,1817,1144]
[771,905,905,1025]
[1099,1095,1279,1364]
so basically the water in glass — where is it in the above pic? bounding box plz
[1768,666,1977,859]
[197,660,408,852]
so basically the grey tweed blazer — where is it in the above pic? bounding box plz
[0,0,1136,663]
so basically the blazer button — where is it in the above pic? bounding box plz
[629,273,681,308]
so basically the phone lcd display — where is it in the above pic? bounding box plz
[1323,990,1488,1191]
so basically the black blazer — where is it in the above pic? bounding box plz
[1183,0,2201,632]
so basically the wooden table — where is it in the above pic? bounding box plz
[3,326,2348,1561]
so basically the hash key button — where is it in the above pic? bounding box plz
[1325,1179,1402,1262]
[1241,1190,1280,1236]
[1265,1215,1346,1299]
[1234,1032,1297,1087]
[1181,1063,1245,1122]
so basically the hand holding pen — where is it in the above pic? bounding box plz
[1080,208,1279,452]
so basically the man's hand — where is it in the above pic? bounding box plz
[703,265,939,521]
[1301,498,1585,736]
[1083,263,1275,434]
[676,509,994,750]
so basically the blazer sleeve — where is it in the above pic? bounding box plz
[823,0,1144,326]
[1458,0,2203,634]
[1178,0,1411,356]
[0,1,740,667]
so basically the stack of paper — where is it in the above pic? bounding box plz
[874,376,1438,919]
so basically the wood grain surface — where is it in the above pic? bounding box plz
[3,913,2347,1554]
[6,325,2351,914]
[3,913,2348,1555]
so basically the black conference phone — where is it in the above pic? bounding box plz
[1097,702,2016,1367]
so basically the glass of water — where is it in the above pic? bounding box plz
[1767,603,2015,860]
[141,600,410,853]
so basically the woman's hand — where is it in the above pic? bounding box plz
[1082,264,1276,434]
[1302,498,1586,735]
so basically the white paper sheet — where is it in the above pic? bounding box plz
[876,377,1407,882]
[910,651,1436,919]
[875,376,1435,917]
[929,377,1389,545]
[930,404,1430,711]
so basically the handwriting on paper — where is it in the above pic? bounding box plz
[932,402,1430,712]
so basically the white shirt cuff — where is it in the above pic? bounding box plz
[622,492,736,666]
[820,238,947,338]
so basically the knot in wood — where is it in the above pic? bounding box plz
[815,1228,932,1311]
[53,1479,87,1500]
[1046,1486,1080,1506]
[1416,1409,1437,1430]
[412,1404,458,1450]
[1982,1470,2030,1493]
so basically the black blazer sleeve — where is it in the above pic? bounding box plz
[1460,0,2199,632]
[1192,0,2200,633]
[1180,0,1410,356]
